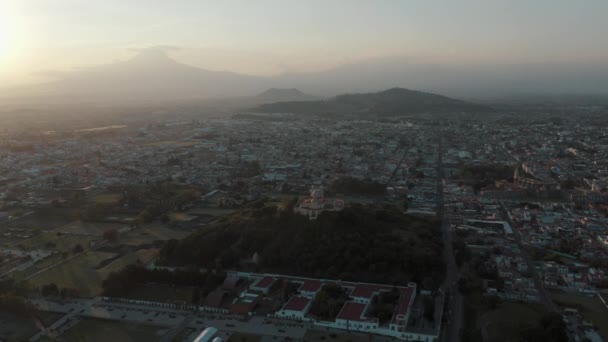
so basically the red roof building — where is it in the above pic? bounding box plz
[282,296,311,312]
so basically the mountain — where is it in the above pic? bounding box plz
[255,88,318,102]
[1,49,270,105]
[253,87,493,117]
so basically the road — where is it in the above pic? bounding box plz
[31,297,310,341]
[436,133,464,342]
[502,203,558,312]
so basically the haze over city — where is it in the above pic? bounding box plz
[2,2,608,342]
[2,0,608,99]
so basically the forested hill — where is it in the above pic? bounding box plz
[158,202,445,287]
[253,87,493,117]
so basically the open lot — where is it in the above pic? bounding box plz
[28,251,117,296]
[551,291,608,339]
[61,318,168,342]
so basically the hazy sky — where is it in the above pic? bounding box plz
[2,0,607,86]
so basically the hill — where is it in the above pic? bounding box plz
[202,88,321,112]
[158,202,445,287]
[253,87,493,117]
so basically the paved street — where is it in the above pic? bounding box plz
[31,297,310,341]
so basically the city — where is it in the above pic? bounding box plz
[1,1,608,341]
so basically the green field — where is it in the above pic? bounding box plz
[62,318,168,342]
[551,291,608,339]
[28,251,117,296]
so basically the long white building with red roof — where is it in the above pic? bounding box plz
[231,271,440,341]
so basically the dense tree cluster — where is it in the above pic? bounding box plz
[158,204,444,287]
[368,288,400,323]
[328,177,385,196]
[457,163,515,193]
[0,279,33,317]
[308,284,350,320]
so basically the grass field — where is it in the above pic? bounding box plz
[172,328,196,342]
[477,302,547,341]
[28,251,117,296]
[550,290,608,339]
[61,318,167,342]
[169,212,196,222]
[37,311,65,326]
[12,230,97,251]
[57,220,125,237]
[228,333,262,342]
[120,225,189,245]
[124,284,195,303]
[187,208,236,216]
[92,193,122,205]
[142,140,196,148]
[0,312,39,341]
[97,248,159,277]
[303,329,373,342]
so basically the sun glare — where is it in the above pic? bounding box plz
[0,9,21,64]
[0,14,11,58]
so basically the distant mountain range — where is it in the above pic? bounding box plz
[3,47,607,108]
[1,49,267,105]
[252,87,493,117]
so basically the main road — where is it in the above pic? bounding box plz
[437,132,464,342]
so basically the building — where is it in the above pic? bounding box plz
[294,186,344,220]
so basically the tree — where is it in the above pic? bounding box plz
[191,288,201,306]
[103,229,119,242]
[41,283,59,297]
[72,244,84,254]
[423,297,435,321]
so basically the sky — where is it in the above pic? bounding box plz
[1,0,608,86]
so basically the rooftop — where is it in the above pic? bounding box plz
[336,302,375,322]
[282,295,311,312]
